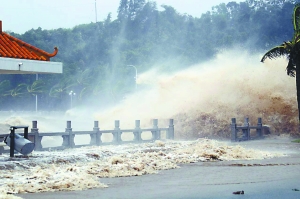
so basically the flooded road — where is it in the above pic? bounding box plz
[18,138,300,199]
[19,157,300,199]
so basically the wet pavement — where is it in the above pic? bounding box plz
[19,138,300,199]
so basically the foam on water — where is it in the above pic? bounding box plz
[0,139,284,198]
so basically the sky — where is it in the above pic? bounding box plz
[1,0,243,34]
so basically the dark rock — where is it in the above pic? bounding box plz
[233,190,244,194]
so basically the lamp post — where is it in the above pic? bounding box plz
[95,0,97,23]
[127,65,138,90]
[69,91,76,109]
[35,74,38,112]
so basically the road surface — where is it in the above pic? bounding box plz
[19,138,300,199]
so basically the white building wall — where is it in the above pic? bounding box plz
[0,57,63,74]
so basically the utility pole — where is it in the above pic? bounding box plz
[95,0,97,23]
[69,91,76,109]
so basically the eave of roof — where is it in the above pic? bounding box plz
[0,21,58,61]
[0,57,63,74]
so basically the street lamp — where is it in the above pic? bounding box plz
[127,65,138,90]
[69,91,76,109]
[35,74,38,112]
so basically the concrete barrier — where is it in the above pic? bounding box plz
[0,119,174,153]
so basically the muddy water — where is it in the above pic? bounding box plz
[17,137,300,199]
[0,138,287,199]
[94,51,298,138]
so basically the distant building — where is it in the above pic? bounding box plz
[0,20,62,74]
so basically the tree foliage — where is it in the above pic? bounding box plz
[1,0,299,110]
[261,3,300,122]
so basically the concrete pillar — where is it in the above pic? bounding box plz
[134,120,141,142]
[113,120,121,144]
[231,118,237,142]
[91,121,101,146]
[31,121,42,151]
[167,119,174,139]
[257,117,262,137]
[151,119,159,140]
[65,121,75,148]
[243,117,250,140]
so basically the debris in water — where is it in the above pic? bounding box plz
[233,190,244,194]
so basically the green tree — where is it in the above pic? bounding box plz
[27,80,46,96]
[6,83,28,98]
[118,0,130,21]
[261,3,300,123]
[0,80,10,94]
[0,80,11,104]
[49,78,75,99]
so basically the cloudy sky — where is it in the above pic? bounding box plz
[1,0,244,33]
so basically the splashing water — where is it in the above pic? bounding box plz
[0,50,297,142]
[0,50,296,199]
[95,50,297,139]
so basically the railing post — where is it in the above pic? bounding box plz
[167,119,174,139]
[9,127,15,157]
[90,121,96,146]
[31,121,42,151]
[91,121,101,146]
[65,121,75,148]
[151,119,159,140]
[62,134,69,147]
[243,117,250,140]
[113,120,121,144]
[24,127,28,139]
[231,118,237,142]
[257,117,262,138]
[134,120,141,142]
[0,146,3,155]
[62,122,70,147]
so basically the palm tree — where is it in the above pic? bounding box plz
[27,80,46,96]
[0,80,11,104]
[6,83,28,98]
[74,68,93,100]
[261,3,300,122]
[49,78,75,99]
[0,80,11,95]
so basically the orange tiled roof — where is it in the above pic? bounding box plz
[0,21,58,61]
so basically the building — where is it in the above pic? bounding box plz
[0,21,62,74]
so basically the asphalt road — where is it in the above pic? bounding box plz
[19,138,300,199]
